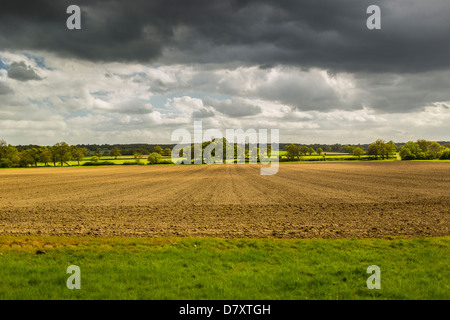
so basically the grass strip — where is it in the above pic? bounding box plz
[0,236,448,300]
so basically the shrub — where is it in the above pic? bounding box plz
[122,161,145,166]
[158,159,175,165]
[82,161,115,166]
[415,152,428,160]
[402,154,416,160]
[440,149,450,160]
[0,159,14,168]
[399,146,416,160]
[148,152,162,165]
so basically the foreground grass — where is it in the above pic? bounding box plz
[0,236,448,300]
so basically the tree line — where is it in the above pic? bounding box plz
[2,138,449,168]
[398,139,450,160]
[284,139,450,161]
[0,139,178,168]
[72,144,174,156]
[0,141,87,168]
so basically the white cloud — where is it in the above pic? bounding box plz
[0,50,449,145]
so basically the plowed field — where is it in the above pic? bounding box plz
[0,162,448,238]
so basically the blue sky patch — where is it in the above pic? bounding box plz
[22,53,52,70]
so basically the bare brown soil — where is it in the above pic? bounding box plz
[0,162,448,238]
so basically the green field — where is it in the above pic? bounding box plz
[11,155,174,167]
[0,236,448,300]
[5,151,450,169]
[2,154,391,168]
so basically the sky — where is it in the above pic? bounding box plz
[0,0,449,145]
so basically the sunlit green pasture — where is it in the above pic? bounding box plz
[0,236,448,300]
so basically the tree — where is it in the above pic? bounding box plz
[39,147,52,166]
[21,148,40,167]
[367,141,379,159]
[49,146,58,166]
[299,146,309,157]
[343,145,354,154]
[164,148,172,156]
[308,147,315,156]
[384,140,397,159]
[19,151,35,167]
[133,152,143,164]
[286,144,299,161]
[367,139,391,159]
[54,142,72,166]
[234,144,242,162]
[147,152,162,165]
[399,146,413,160]
[440,148,450,160]
[399,141,420,160]
[428,141,442,159]
[0,143,20,168]
[94,152,103,159]
[353,147,364,158]
[191,144,203,163]
[417,139,431,153]
[203,138,229,164]
[71,146,88,165]
[153,145,163,155]
[110,147,122,160]
[403,141,420,154]
[316,148,323,156]
[258,145,272,162]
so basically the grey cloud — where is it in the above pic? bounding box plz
[192,107,215,119]
[202,97,262,117]
[255,71,360,112]
[0,81,14,95]
[115,99,153,114]
[352,71,450,113]
[127,65,450,114]
[0,0,449,73]
[7,61,42,81]
[1,0,449,145]
[251,68,450,114]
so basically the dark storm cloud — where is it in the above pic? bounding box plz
[7,61,42,81]
[350,71,450,113]
[1,0,449,73]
